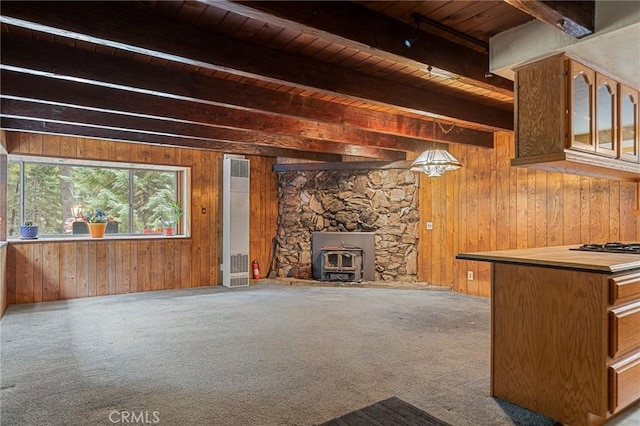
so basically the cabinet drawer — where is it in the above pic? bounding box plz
[609,301,640,358]
[609,352,640,413]
[610,272,640,305]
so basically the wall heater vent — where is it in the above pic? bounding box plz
[229,277,249,288]
[230,254,249,273]
[222,155,250,288]
[231,159,249,178]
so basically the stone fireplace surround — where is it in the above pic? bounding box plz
[274,167,419,282]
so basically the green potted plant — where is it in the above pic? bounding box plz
[84,208,108,238]
[163,201,182,236]
[19,220,39,239]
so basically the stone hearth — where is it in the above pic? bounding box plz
[275,168,419,282]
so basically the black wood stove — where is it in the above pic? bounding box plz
[319,247,364,282]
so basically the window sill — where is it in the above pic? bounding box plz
[7,235,190,244]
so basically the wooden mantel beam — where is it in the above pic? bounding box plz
[202,0,513,96]
[0,1,513,131]
[0,35,494,149]
[504,0,594,39]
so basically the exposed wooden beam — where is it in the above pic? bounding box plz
[504,0,594,38]
[202,0,513,96]
[0,118,343,162]
[0,35,494,149]
[0,1,513,130]
[0,98,405,161]
[0,70,441,153]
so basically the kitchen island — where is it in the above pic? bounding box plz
[457,246,640,426]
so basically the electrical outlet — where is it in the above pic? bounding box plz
[467,271,474,280]
[426,222,433,230]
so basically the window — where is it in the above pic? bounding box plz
[7,156,188,238]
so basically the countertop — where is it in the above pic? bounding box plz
[456,245,640,273]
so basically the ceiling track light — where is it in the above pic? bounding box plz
[404,14,422,48]
[409,12,489,52]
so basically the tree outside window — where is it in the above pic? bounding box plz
[7,158,185,238]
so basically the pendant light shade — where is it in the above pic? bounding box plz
[410,119,462,177]
[410,148,462,177]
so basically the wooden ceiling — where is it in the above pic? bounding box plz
[0,1,565,162]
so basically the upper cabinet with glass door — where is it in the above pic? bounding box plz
[595,74,617,157]
[570,61,595,152]
[513,53,639,181]
[569,62,618,157]
[619,85,639,163]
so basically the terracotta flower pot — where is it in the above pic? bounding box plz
[87,222,107,238]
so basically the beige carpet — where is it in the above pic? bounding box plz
[1,284,637,425]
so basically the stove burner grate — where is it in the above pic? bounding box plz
[571,242,640,254]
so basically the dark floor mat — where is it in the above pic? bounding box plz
[319,396,452,426]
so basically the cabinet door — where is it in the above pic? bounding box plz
[569,61,595,152]
[609,301,640,358]
[609,352,640,414]
[618,85,639,163]
[595,73,617,157]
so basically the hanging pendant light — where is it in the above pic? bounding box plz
[410,120,462,177]
[410,149,462,177]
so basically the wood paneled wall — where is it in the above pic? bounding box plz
[250,155,279,273]
[418,131,640,296]
[8,239,193,303]
[6,131,637,303]
[5,132,278,304]
[0,130,7,154]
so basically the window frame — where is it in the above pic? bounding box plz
[7,155,190,239]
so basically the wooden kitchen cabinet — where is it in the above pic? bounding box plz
[609,353,640,414]
[570,60,595,152]
[595,73,617,157]
[608,274,640,416]
[490,265,640,425]
[457,246,640,425]
[619,84,639,163]
[512,53,639,181]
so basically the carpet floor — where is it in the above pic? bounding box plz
[1,284,638,426]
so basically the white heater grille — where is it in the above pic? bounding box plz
[229,277,249,288]
[222,155,250,288]
[230,254,249,273]
[231,159,249,178]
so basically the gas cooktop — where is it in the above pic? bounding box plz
[571,242,640,254]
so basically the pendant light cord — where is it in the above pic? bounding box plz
[437,120,455,134]
[433,119,455,148]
